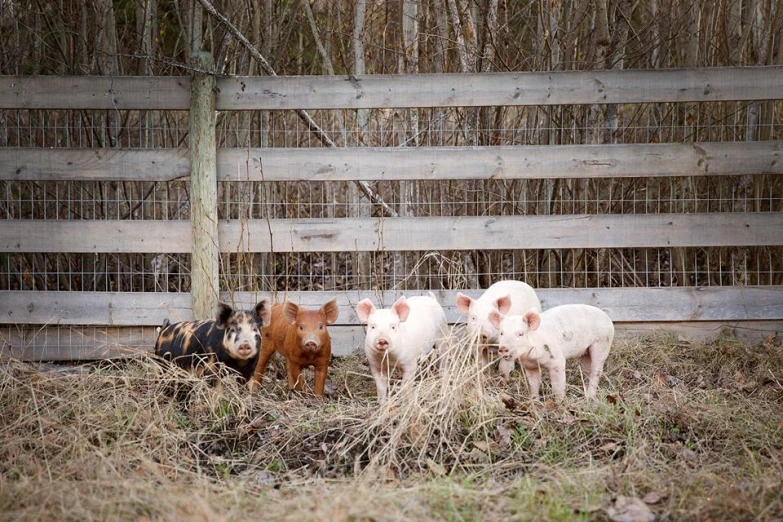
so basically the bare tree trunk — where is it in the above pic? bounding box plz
[587,0,610,145]
[96,0,120,148]
[352,0,372,290]
[446,0,479,287]
[259,0,275,288]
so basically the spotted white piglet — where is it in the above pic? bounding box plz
[489,304,613,401]
[456,280,541,378]
[356,293,449,404]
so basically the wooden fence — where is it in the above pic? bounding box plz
[1,66,783,360]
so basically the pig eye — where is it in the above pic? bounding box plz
[319,324,324,330]
[298,325,304,331]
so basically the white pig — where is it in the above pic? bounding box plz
[456,280,541,378]
[489,304,613,401]
[356,293,449,404]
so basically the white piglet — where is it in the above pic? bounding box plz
[489,304,613,401]
[456,280,541,378]
[356,293,449,404]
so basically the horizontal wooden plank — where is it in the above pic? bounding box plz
[0,76,191,110]
[220,213,783,251]
[3,213,782,253]
[217,141,783,181]
[0,148,190,182]
[0,292,192,326]
[2,67,782,111]
[4,141,781,182]
[3,287,781,327]
[0,220,193,253]
[2,321,781,362]
[216,67,783,110]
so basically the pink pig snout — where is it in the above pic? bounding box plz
[374,338,389,351]
[497,345,513,360]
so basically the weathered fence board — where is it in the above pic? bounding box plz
[216,67,783,110]
[0,76,191,110]
[3,68,782,111]
[6,141,780,182]
[217,141,783,181]
[3,287,781,326]
[3,321,782,361]
[4,213,781,253]
[1,220,193,253]
[0,148,190,182]
[221,213,782,251]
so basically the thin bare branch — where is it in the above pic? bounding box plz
[193,0,398,217]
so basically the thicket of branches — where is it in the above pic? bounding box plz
[1,0,781,294]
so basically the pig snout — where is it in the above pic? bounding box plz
[303,338,320,352]
[237,342,254,356]
[374,338,389,351]
[497,345,513,360]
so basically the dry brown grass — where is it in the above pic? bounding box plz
[2,331,782,521]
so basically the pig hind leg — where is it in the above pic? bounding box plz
[581,342,610,398]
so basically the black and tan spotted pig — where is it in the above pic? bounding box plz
[154,300,271,383]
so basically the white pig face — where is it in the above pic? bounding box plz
[460,298,502,345]
[496,315,534,359]
[490,309,541,360]
[364,308,402,352]
[356,296,411,353]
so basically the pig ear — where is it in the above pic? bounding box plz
[215,303,233,328]
[496,294,512,314]
[456,292,473,314]
[488,309,503,329]
[524,309,541,331]
[282,300,299,325]
[254,299,272,326]
[356,299,375,322]
[321,298,339,325]
[392,296,410,322]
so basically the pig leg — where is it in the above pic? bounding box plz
[498,358,515,381]
[371,365,389,404]
[313,362,328,397]
[522,366,542,399]
[287,362,304,391]
[549,361,568,401]
[584,342,610,398]
[249,345,276,392]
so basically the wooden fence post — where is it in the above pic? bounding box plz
[189,51,219,319]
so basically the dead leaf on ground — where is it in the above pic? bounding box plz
[677,447,698,463]
[495,423,512,447]
[426,458,446,476]
[556,413,578,425]
[606,495,656,522]
[642,489,668,505]
[500,392,517,411]
[598,441,620,453]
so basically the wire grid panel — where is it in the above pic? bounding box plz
[2,100,782,299]
[0,325,156,360]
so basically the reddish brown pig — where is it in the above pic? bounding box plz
[249,298,339,396]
